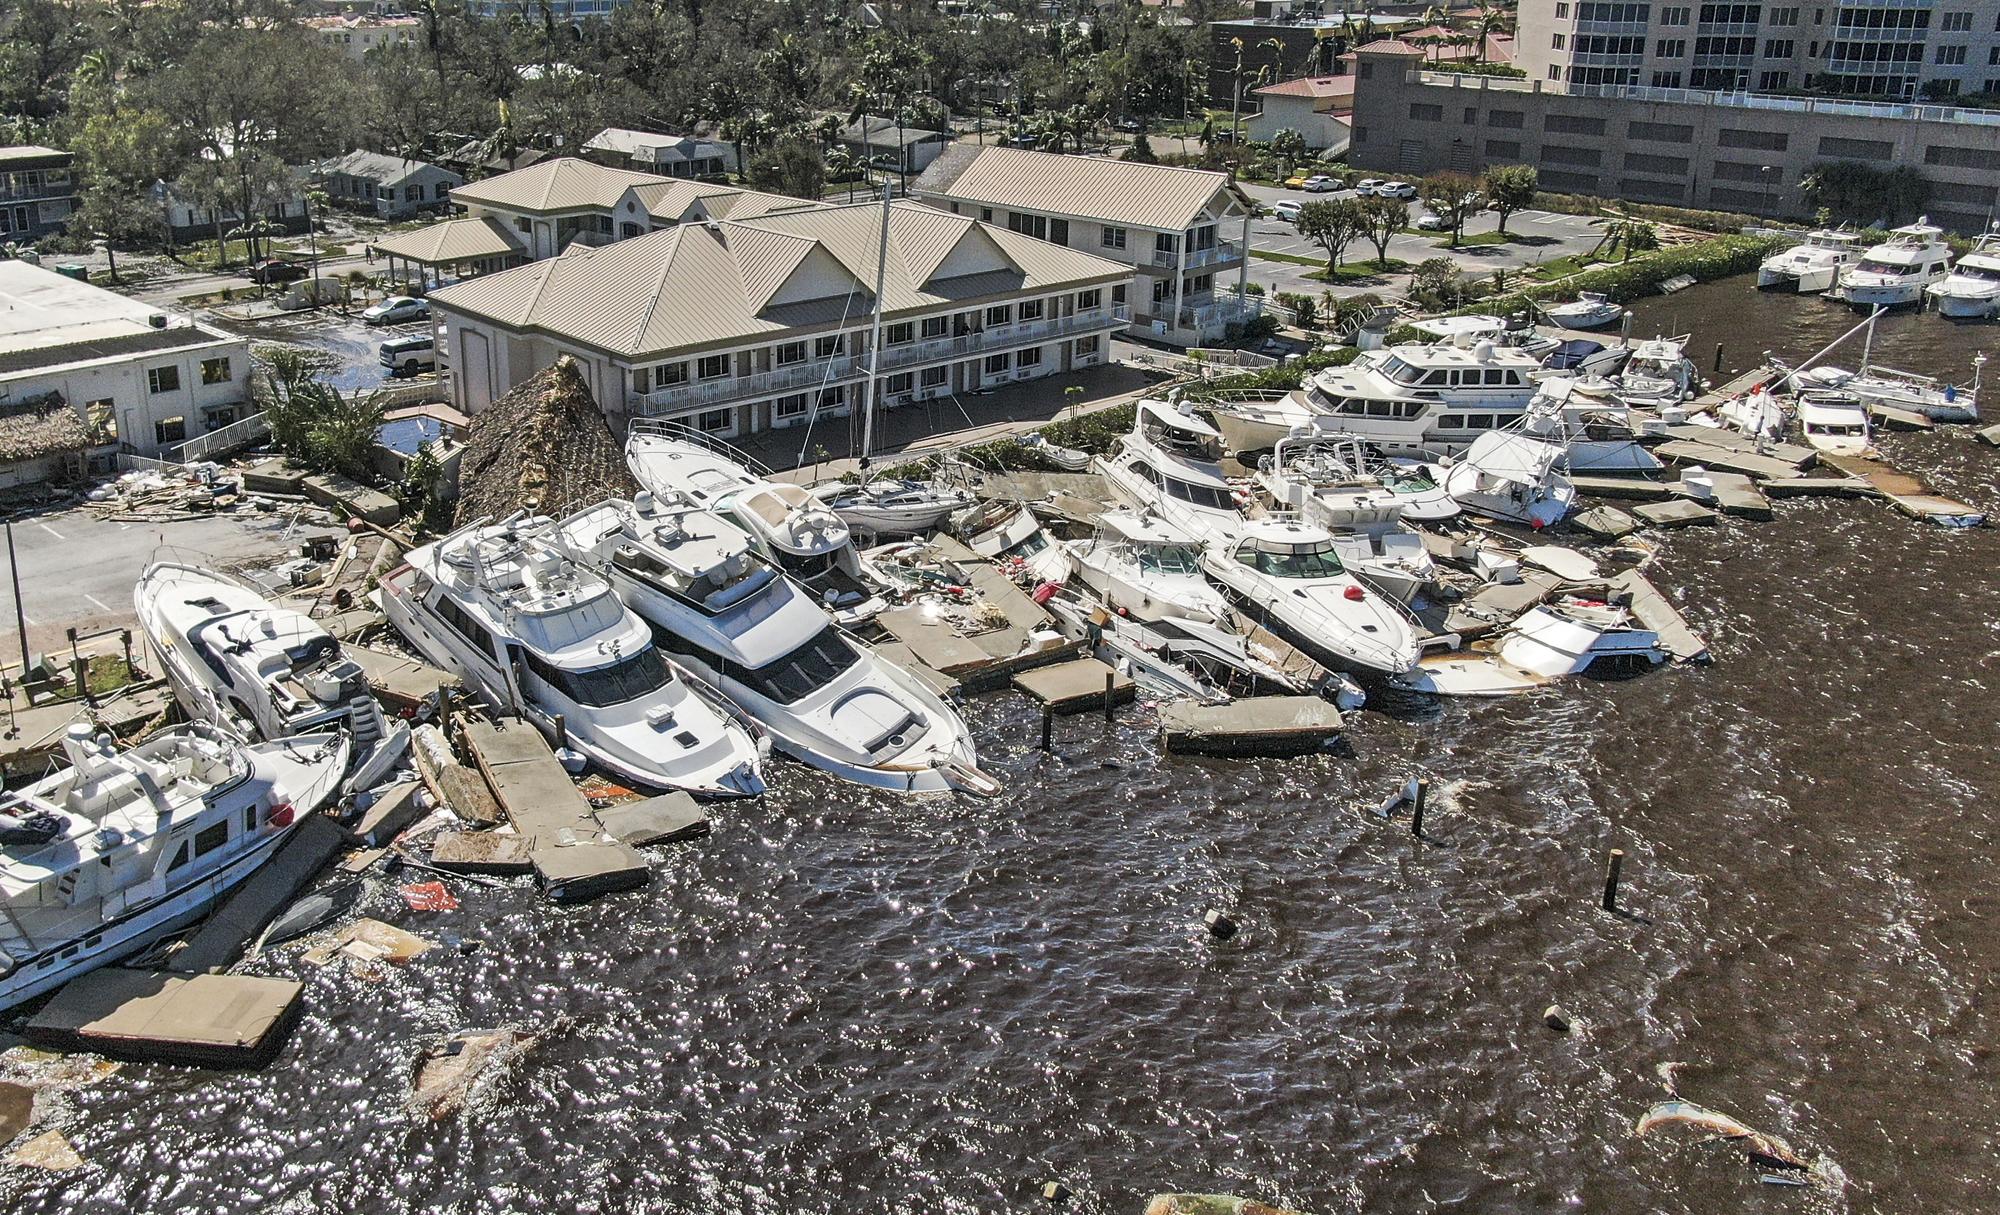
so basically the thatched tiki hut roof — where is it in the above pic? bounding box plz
[453,356,638,526]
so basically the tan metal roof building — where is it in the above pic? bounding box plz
[447,157,674,215]
[374,216,526,265]
[430,200,1130,360]
[913,146,1249,231]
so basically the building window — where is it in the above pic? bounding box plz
[658,361,689,386]
[986,304,1012,326]
[1007,211,1048,240]
[1049,218,1069,245]
[774,393,809,419]
[1941,10,1972,31]
[1718,128,1787,149]
[1487,109,1525,128]
[154,415,187,444]
[1076,336,1099,357]
[920,365,948,388]
[1112,284,1126,305]
[630,368,650,393]
[886,321,914,345]
[1099,225,1128,250]
[1078,288,1101,310]
[1487,138,1524,158]
[1551,32,1566,49]
[978,207,992,222]
[814,334,844,359]
[885,371,914,395]
[1555,1,1569,15]
[817,386,845,411]
[776,340,807,365]
[921,316,949,338]
[1549,66,1563,80]
[1652,70,1685,86]
[1656,38,1685,56]
[1410,103,1444,121]
[1660,4,1689,22]
[1756,70,1791,88]
[696,408,733,435]
[1546,113,1607,135]
[984,353,1010,375]
[147,365,180,394]
[1761,38,1792,57]
[515,217,530,232]
[1019,299,1045,322]
[199,357,231,386]
[1935,45,1967,65]
[1017,348,1042,369]
[84,398,115,442]
[696,354,730,380]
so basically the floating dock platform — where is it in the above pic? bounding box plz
[1013,657,1134,714]
[873,536,1080,693]
[1160,696,1344,757]
[345,645,458,710]
[27,969,304,1067]
[1632,500,1719,529]
[461,715,651,900]
[1818,452,1987,527]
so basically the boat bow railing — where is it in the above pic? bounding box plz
[626,418,777,478]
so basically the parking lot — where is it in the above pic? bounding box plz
[225,307,437,392]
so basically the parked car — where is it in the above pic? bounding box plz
[1378,181,1418,199]
[1415,210,1447,230]
[363,295,430,326]
[1283,173,1310,189]
[246,259,307,285]
[1113,116,1143,132]
[1302,175,1339,193]
[379,334,436,376]
[1273,199,1305,223]
[1353,178,1383,196]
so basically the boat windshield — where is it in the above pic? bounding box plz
[1161,475,1236,511]
[1237,541,1346,579]
[1377,355,1428,386]
[735,625,863,704]
[1955,264,2000,283]
[1856,259,1915,276]
[1136,543,1204,575]
[527,645,674,708]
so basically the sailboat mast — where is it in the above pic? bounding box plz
[858,125,893,475]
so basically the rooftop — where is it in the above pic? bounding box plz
[297,13,421,27]
[1255,75,1357,100]
[583,128,727,159]
[373,215,526,264]
[0,262,234,378]
[448,156,682,214]
[913,145,1248,231]
[0,145,72,170]
[317,149,444,185]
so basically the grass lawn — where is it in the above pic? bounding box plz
[1250,248,1324,267]
[1311,259,1412,284]
[1527,253,1601,280]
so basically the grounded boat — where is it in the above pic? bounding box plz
[813,475,977,539]
[1252,436,1437,603]
[1431,429,1577,528]
[134,562,409,792]
[626,422,886,625]
[1543,291,1624,330]
[1833,220,1952,308]
[1789,355,1984,423]
[1043,590,1359,706]
[1796,391,1874,457]
[377,514,764,798]
[962,501,1072,587]
[1373,457,1461,522]
[1518,379,1663,473]
[1600,335,1699,409]
[1200,518,1423,676]
[1757,228,1866,293]
[1392,598,1666,696]
[1096,398,1246,542]
[0,723,347,1011]
[1926,227,2000,320]
[555,496,996,796]
[1065,509,1231,623]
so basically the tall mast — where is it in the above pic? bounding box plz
[858,122,892,476]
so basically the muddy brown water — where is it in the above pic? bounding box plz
[5,281,1998,1214]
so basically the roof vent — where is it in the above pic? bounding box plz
[148,313,168,329]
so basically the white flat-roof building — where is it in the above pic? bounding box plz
[0,263,253,473]
[582,128,738,178]
[429,199,1133,440]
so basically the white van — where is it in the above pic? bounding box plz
[379,334,435,376]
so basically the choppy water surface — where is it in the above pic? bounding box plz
[8,284,2000,1214]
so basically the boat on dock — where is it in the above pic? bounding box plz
[1516,379,1662,473]
[1252,435,1438,603]
[1392,598,1666,696]
[554,496,996,796]
[1757,228,1866,293]
[1096,398,1245,542]
[1596,335,1700,409]
[813,475,977,538]
[1065,510,1231,623]
[1832,220,1952,308]
[1543,291,1624,330]
[134,562,409,792]
[377,514,765,798]
[1200,519,1423,676]
[0,722,347,1011]
[961,501,1072,587]
[1926,227,2000,320]
[1430,429,1577,528]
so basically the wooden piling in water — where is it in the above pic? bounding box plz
[1602,848,1626,912]
[1411,777,1429,838]
[1039,704,1053,752]
[1102,671,1115,723]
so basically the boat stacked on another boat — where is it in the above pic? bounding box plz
[377,513,765,798]
[1065,510,1231,623]
[1200,519,1424,677]
[1391,597,1666,697]
[1832,220,1953,308]
[1757,228,1866,293]
[961,501,1072,587]
[1516,379,1663,474]
[813,473,977,539]
[1252,434,1437,603]
[1429,428,1577,528]
[1926,226,2000,320]
[0,722,347,1011]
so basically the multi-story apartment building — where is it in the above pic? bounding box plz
[582,128,737,178]
[912,146,1255,347]
[317,150,461,220]
[1348,41,2000,229]
[297,13,420,61]
[1517,0,2000,99]
[428,201,1133,441]
[0,146,76,245]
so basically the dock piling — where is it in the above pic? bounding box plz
[1102,671,1115,722]
[554,713,568,750]
[1602,848,1626,913]
[1039,704,1053,752]
[1712,342,1724,376]
[1411,777,1429,838]
[1203,909,1237,940]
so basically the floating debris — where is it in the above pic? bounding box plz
[1144,1196,1305,1215]
[398,881,460,912]
[407,1026,543,1122]
[1635,1099,1810,1172]
[302,918,435,968]
[7,1127,84,1172]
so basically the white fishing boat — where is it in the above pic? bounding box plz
[1200,519,1423,676]
[1204,339,1546,455]
[377,514,764,798]
[1392,598,1666,696]
[0,723,347,1011]
[1926,226,2000,320]
[1065,510,1231,623]
[1706,382,1790,440]
[555,496,997,796]
[1796,391,1874,457]
[134,562,409,792]
[1253,435,1437,603]
[1543,291,1624,330]
[626,422,886,625]
[1014,432,1092,471]
[813,475,976,538]
[1604,335,1699,409]
[1757,228,1866,293]
[1833,220,1952,308]
[962,501,1071,587]
[1431,429,1577,528]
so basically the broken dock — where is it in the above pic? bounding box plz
[1160,696,1344,757]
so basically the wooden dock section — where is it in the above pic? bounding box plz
[1867,403,1933,431]
[345,645,459,711]
[1653,441,1809,482]
[1655,424,1818,468]
[1608,570,1709,662]
[1978,423,2000,447]
[1570,505,1640,540]
[1569,475,1678,502]
[460,715,651,901]
[1700,472,1774,520]
[874,536,1079,693]
[1761,477,1873,499]
[166,813,350,975]
[1013,657,1134,714]
[1818,452,1987,527]
[1632,500,1719,528]
[1160,696,1343,757]
[27,969,304,1067]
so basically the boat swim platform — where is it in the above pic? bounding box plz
[345,645,459,711]
[27,968,304,1068]
[1160,696,1344,757]
[165,813,351,975]
[1012,657,1135,715]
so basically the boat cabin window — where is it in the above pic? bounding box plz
[434,596,498,659]
[1136,543,1203,575]
[1365,401,1394,417]
[524,646,673,708]
[1855,259,1911,276]
[1960,265,2000,283]
[195,820,230,857]
[771,547,836,580]
[1005,530,1050,558]
[1421,369,1450,386]
[167,837,192,872]
[1377,355,1427,386]
[1161,475,1235,511]
[1234,540,1346,579]
[735,626,861,704]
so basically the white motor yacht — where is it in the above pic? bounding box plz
[1543,291,1624,330]
[1926,227,2000,320]
[1711,383,1790,440]
[1205,339,1546,455]
[1392,599,1666,696]
[1519,379,1663,473]
[1605,335,1699,409]
[1253,435,1437,603]
[963,501,1072,587]
[1431,429,1577,528]
[377,515,763,798]
[0,723,346,1011]
[1201,519,1422,676]
[1834,220,1953,308]
[555,496,997,796]
[813,474,976,538]
[1757,228,1866,293]
[1065,510,1231,623]
[135,562,409,792]
[1096,398,1247,542]
[1796,391,1874,457]
[626,422,886,625]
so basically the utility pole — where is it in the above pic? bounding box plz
[6,519,28,677]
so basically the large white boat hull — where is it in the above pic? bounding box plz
[1931,288,2000,320]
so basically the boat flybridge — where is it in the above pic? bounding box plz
[1431,428,1577,528]
[134,562,409,792]
[0,722,346,1011]
[1252,434,1437,603]
[555,495,998,796]
[377,514,764,798]
[1200,519,1423,676]
[1926,226,2000,320]
[1205,338,1547,456]
[626,421,886,625]
[1757,228,1866,293]
[1065,509,1232,623]
[1833,219,1953,308]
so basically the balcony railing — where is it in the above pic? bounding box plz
[1407,70,2000,126]
[1150,241,1245,270]
[626,307,1129,416]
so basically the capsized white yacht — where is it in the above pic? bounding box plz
[1430,429,1577,528]
[1789,354,1984,423]
[1833,220,1952,308]
[1758,228,1866,293]
[134,562,409,791]
[1201,519,1423,676]
[626,422,886,625]
[1253,435,1437,603]
[1064,510,1231,623]
[1205,339,1546,455]
[1796,391,1874,457]
[377,514,763,798]
[1392,598,1666,696]
[0,723,346,1011]
[555,496,997,796]
[1926,226,2000,320]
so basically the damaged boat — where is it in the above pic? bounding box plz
[1430,429,1577,527]
[1201,520,1423,677]
[1393,597,1665,696]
